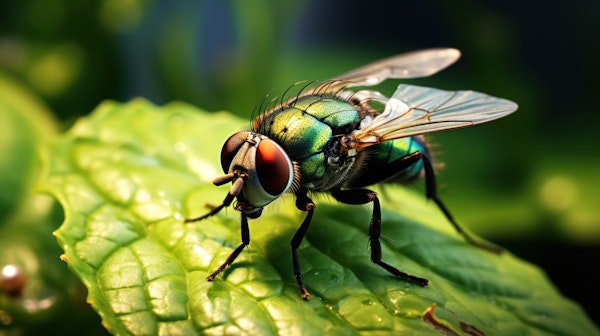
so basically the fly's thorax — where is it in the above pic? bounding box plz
[254,94,362,186]
[304,151,357,191]
[291,95,361,127]
[220,131,294,209]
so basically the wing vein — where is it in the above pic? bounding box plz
[350,84,517,146]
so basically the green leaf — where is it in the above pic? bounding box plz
[41,99,598,335]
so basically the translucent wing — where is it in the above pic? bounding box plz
[306,48,460,96]
[267,48,461,115]
[325,48,460,91]
[350,84,518,146]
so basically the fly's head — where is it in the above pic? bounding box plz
[217,131,295,218]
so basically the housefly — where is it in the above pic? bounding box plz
[186,48,518,300]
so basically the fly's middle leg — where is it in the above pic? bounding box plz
[331,189,429,286]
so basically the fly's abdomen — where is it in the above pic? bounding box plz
[381,136,427,181]
[348,136,429,188]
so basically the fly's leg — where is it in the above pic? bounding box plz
[291,187,315,300]
[419,154,503,254]
[206,213,250,281]
[184,192,235,223]
[185,172,243,223]
[373,151,502,254]
[331,189,429,286]
[183,175,257,283]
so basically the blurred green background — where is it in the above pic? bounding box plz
[1,0,598,332]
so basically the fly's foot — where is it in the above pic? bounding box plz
[465,236,503,255]
[206,266,226,281]
[375,260,429,286]
[296,274,311,300]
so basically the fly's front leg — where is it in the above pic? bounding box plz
[292,187,315,300]
[331,189,428,286]
[206,213,250,281]
[185,172,244,223]
[185,192,235,223]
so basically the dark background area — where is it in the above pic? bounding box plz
[1,0,598,328]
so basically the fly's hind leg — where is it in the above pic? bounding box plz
[374,151,503,254]
[418,154,503,254]
[331,189,429,286]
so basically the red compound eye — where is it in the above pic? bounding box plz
[256,139,292,196]
[220,132,248,173]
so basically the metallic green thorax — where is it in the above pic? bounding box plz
[256,95,360,182]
